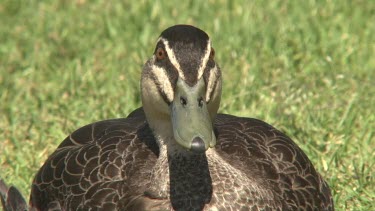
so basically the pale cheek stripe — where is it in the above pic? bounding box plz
[206,65,218,102]
[161,38,185,80]
[197,40,211,80]
[151,64,174,102]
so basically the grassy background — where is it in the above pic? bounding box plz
[0,0,374,210]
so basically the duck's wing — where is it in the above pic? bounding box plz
[214,113,334,211]
[30,107,159,210]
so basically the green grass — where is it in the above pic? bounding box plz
[0,0,374,210]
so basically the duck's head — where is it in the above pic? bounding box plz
[141,25,222,154]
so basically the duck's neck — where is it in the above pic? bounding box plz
[146,126,213,209]
[168,146,213,209]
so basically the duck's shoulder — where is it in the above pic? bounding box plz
[56,107,153,148]
[31,107,158,209]
[38,107,158,173]
[213,113,333,210]
[214,113,308,165]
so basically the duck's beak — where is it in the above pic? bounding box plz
[170,78,216,153]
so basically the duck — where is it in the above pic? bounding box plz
[1,25,334,210]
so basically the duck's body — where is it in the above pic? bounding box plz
[31,108,332,210]
[1,25,333,211]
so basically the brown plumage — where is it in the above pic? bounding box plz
[30,108,333,210]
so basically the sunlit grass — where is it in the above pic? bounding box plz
[0,1,374,210]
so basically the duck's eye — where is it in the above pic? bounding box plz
[209,47,215,60]
[156,47,166,60]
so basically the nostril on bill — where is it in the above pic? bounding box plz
[198,97,204,108]
[180,96,187,107]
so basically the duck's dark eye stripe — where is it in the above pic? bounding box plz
[150,73,172,105]
[203,64,221,102]
[158,87,173,105]
[149,64,178,105]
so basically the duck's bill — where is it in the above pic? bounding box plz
[170,79,216,153]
